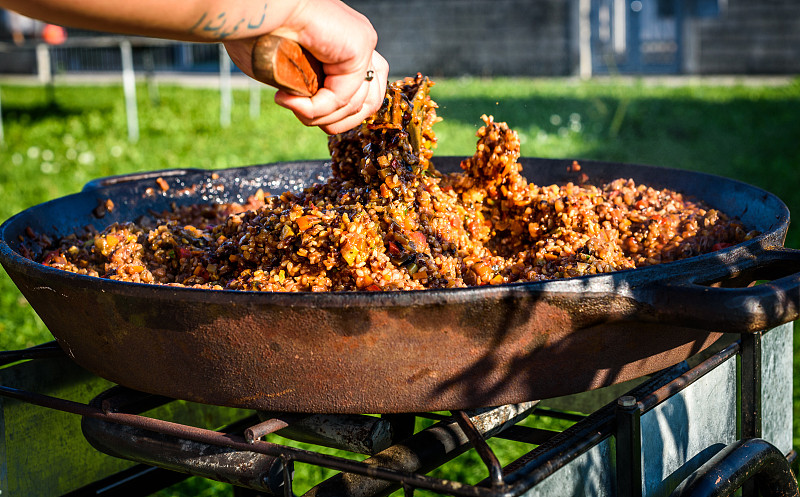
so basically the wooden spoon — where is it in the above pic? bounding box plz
[251,34,324,97]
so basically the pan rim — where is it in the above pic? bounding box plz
[0,157,790,308]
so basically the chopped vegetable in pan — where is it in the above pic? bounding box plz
[27,75,754,291]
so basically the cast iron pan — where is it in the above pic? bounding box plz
[1,157,798,413]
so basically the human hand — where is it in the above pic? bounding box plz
[224,0,388,135]
[2,0,387,134]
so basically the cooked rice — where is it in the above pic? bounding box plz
[29,75,753,291]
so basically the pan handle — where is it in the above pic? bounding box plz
[642,246,800,333]
[82,169,205,191]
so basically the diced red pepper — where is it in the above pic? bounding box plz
[387,241,401,255]
[42,250,63,264]
[296,216,311,231]
[409,231,428,252]
[177,247,192,259]
[712,242,733,251]
[341,234,366,266]
[365,284,382,291]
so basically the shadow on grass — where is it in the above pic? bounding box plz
[1,84,116,123]
[2,100,98,123]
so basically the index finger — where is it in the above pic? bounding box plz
[280,68,369,120]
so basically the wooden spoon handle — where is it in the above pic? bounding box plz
[251,34,324,97]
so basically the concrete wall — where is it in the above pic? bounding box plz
[3,1,795,77]
[344,0,577,78]
[688,0,800,74]
[348,0,799,77]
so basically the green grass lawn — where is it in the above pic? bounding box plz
[1,77,798,495]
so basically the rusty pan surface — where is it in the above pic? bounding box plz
[2,157,799,413]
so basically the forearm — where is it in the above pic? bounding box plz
[2,0,389,134]
[0,0,303,42]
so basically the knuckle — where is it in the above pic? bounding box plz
[344,98,363,115]
[353,12,378,47]
[364,26,378,49]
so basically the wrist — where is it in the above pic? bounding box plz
[187,0,304,42]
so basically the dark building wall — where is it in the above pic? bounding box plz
[690,0,800,74]
[3,1,796,77]
[347,0,799,77]
[344,0,577,78]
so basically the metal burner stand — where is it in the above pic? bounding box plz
[0,323,797,497]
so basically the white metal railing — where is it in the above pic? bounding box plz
[0,36,261,143]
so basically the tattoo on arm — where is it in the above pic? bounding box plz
[189,3,268,39]
[248,4,267,29]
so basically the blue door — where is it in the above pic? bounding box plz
[591,0,684,74]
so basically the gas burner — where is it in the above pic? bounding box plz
[0,323,796,496]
